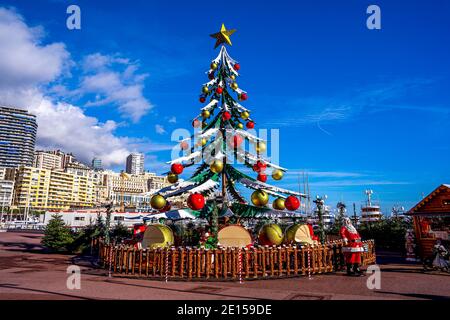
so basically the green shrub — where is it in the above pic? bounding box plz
[41,214,74,252]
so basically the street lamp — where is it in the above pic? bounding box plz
[313,195,327,244]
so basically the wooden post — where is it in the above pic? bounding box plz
[179,248,185,278]
[197,249,202,278]
[145,249,149,277]
[261,247,266,277]
[131,248,136,275]
[171,248,176,277]
[214,249,219,279]
[301,247,306,275]
[244,248,250,279]
[138,249,143,276]
[270,247,275,277]
[188,248,193,279]
[223,249,228,279]
[253,248,258,279]
[293,245,298,275]
[278,247,283,276]
[286,246,291,276]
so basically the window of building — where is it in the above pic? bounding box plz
[74,217,85,221]
[114,216,124,221]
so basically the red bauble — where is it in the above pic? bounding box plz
[192,119,201,128]
[222,111,231,121]
[246,121,255,129]
[252,164,261,172]
[240,93,248,101]
[187,193,205,210]
[180,141,189,150]
[256,161,267,172]
[216,87,223,94]
[257,173,267,183]
[199,96,206,103]
[285,196,300,211]
[234,63,240,71]
[171,163,184,175]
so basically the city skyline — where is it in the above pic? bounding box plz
[0,1,449,213]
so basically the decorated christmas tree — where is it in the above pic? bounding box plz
[150,24,306,220]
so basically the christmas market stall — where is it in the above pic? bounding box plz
[407,184,450,261]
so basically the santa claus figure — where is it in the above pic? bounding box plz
[340,217,364,276]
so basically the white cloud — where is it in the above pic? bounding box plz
[0,7,153,167]
[168,116,177,124]
[0,8,70,88]
[155,124,166,135]
[80,53,152,122]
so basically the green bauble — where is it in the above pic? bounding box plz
[251,190,269,207]
[167,173,178,184]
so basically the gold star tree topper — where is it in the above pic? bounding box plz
[210,23,236,49]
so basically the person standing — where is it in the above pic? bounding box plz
[340,217,364,276]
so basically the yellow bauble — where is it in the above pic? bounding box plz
[202,86,209,94]
[210,62,218,70]
[231,82,238,90]
[210,160,224,173]
[150,194,166,210]
[202,110,210,119]
[201,138,207,146]
[273,198,286,210]
[230,74,236,80]
[272,169,284,181]
[256,141,267,153]
[241,111,250,120]
[237,123,244,129]
[259,224,284,246]
[167,173,178,184]
[251,190,269,207]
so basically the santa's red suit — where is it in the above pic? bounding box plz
[340,225,364,264]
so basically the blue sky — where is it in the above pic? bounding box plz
[0,0,449,213]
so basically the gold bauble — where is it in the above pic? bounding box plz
[202,110,210,119]
[251,190,269,207]
[201,138,207,146]
[230,74,236,80]
[273,198,286,210]
[256,141,267,153]
[237,123,244,129]
[241,111,250,120]
[231,82,238,90]
[272,169,284,181]
[167,173,178,184]
[202,86,209,94]
[210,62,218,70]
[210,160,224,173]
[150,194,166,210]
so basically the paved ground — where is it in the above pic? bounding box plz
[0,231,449,300]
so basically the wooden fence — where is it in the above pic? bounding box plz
[96,240,376,281]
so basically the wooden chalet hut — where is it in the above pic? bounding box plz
[407,184,450,260]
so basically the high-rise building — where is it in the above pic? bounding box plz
[91,157,102,170]
[13,166,97,210]
[126,153,144,175]
[33,151,63,170]
[0,167,14,208]
[0,106,37,168]
[33,150,76,170]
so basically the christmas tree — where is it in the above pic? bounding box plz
[150,24,306,219]
[42,214,74,252]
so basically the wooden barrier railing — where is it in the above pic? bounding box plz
[96,240,376,281]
